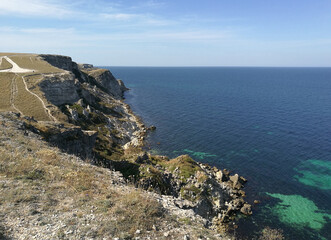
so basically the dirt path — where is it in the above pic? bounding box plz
[21,75,57,122]
[0,56,33,73]
[0,55,57,121]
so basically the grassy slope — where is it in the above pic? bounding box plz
[0,58,13,70]
[0,73,15,112]
[3,54,63,74]
[0,113,222,239]
[15,75,51,121]
[0,53,66,121]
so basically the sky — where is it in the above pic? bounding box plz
[0,0,331,66]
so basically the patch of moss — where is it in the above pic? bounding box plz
[165,155,202,181]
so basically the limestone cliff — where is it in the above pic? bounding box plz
[40,54,77,72]
[0,53,252,237]
[27,54,146,159]
[38,72,80,105]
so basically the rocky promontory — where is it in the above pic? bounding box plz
[0,53,252,239]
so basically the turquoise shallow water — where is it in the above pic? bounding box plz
[106,67,331,239]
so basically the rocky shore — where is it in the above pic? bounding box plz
[0,53,252,239]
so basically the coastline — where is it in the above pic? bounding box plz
[0,53,253,238]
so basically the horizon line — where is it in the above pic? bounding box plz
[97,65,331,68]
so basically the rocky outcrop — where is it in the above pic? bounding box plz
[82,68,127,99]
[1,53,252,235]
[78,63,93,69]
[35,54,143,155]
[25,119,97,159]
[0,112,228,240]
[131,154,252,232]
[38,73,80,105]
[40,54,77,72]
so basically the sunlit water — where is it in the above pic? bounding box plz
[106,67,331,239]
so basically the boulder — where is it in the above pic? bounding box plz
[240,203,252,215]
[215,170,223,182]
[229,174,242,189]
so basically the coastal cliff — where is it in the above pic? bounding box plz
[0,53,252,239]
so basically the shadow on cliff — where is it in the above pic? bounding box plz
[93,153,140,180]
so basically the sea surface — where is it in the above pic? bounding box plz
[105,66,331,240]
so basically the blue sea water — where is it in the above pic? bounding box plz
[106,67,331,240]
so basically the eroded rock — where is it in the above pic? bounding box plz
[240,203,252,215]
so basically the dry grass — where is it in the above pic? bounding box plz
[0,73,15,112]
[0,55,56,121]
[98,190,164,237]
[14,75,51,121]
[9,55,64,74]
[81,68,108,77]
[24,73,45,86]
[0,118,165,238]
[23,74,68,122]
[0,113,228,239]
[0,58,13,70]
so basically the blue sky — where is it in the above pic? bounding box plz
[1,0,330,66]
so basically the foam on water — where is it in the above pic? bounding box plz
[266,193,331,230]
[293,159,331,190]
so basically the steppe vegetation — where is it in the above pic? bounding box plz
[0,113,222,239]
[0,72,51,120]
[0,73,15,112]
[0,54,59,121]
[15,75,51,120]
[0,58,13,70]
[10,54,64,73]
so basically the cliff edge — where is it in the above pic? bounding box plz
[0,53,252,239]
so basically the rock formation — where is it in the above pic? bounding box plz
[0,53,252,237]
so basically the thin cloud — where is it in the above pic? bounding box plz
[100,13,140,21]
[131,0,166,9]
[0,0,74,18]
[98,12,174,27]
[0,26,75,35]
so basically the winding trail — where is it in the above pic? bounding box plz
[0,56,57,121]
[21,75,57,122]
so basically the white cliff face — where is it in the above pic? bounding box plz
[37,54,145,150]
[88,69,126,99]
[39,73,80,105]
[40,54,77,72]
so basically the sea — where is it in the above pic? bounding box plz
[105,66,331,240]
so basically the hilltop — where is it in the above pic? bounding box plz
[0,53,253,239]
